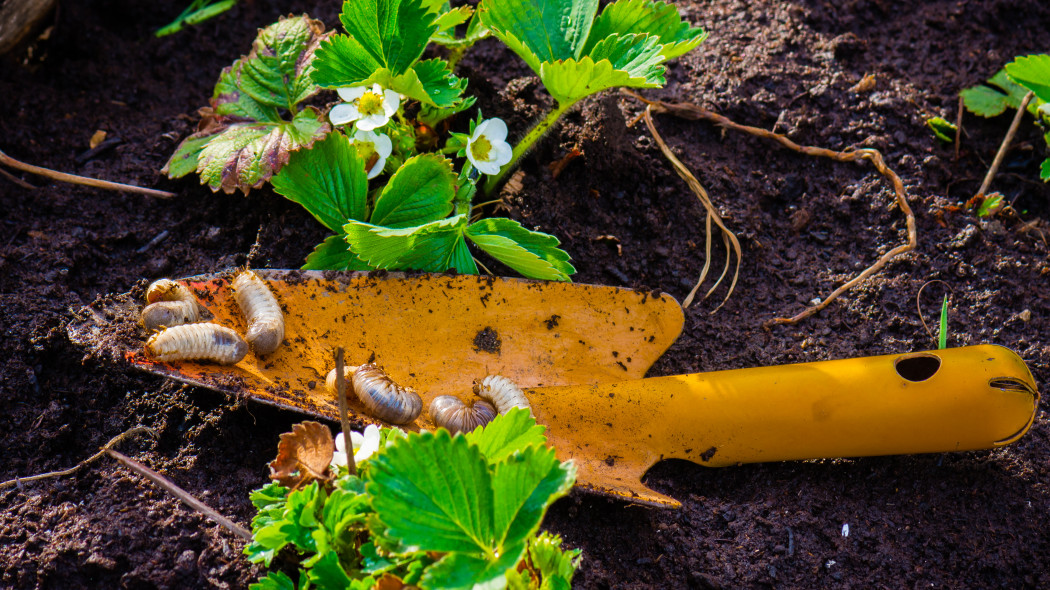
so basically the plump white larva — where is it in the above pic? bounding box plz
[429,395,497,434]
[326,364,422,425]
[233,270,284,356]
[145,279,194,305]
[141,279,205,331]
[474,375,531,415]
[145,323,248,364]
[141,301,202,332]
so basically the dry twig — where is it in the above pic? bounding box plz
[976,91,1035,198]
[107,449,252,540]
[0,149,176,198]
[334,346,357,476]
[629,92,918,326]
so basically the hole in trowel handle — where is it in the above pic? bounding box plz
[894,353,942,382]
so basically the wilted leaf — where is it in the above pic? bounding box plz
[163,15,331,194]
[269,421,335,488]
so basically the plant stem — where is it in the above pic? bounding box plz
[483,100,574,195]
[976,91,1034,198]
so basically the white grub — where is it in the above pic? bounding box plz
[474,375,531,415]
[145,278,194,304]
[141,279,204,331]
[141,301,202,332]
[145,323,248,365]
[429,395,497,434]
[326,364,422,425]
[233,270,284,356]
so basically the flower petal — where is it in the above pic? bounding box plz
[356,113,389,131]
[382,90,401,116]
[337,86,367,101]
[474,159,502,176]
[335,432,348,454]
[332,450,348,467]
[372,133,393,158]
[482,118,509,143]
[330,103,362,126]
[490,141,513,167]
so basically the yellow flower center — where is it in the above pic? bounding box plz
[356,91,384,116]
[470,135,493,162]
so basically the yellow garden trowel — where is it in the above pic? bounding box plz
[68,270,1039,507]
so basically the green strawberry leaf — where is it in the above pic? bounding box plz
[421,547,526,590]
[466,218,575,281]
[961,68,1042,118]
[249,571,296,590]
[344,215,474,273]
[371,154,457,228]
[1041,157,1050,182]
[338,0,437,75]
[538,37,664,105]
[1005,54,1050,104]
[492,444,576,550]
[272,131,369,232]
[312,34,384,88]
[367,429,496,554]
[479,0,598,65]
[527,532,582,588]
[302,234,373,271]
[306,550,355,590]
[585,0,707,59]
[465,407,548,465]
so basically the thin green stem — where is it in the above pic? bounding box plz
[483,100,575,195]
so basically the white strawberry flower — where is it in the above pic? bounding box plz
[330,84,401,131]
[332,424,381,467]
[350,130,393,179]
[466,118,513,175]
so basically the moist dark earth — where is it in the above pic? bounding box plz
[2,0,1049,588]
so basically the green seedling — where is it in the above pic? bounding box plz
[937,294,949,350]
[926,116,957,143]
[162,16,330,193]
[477,0,707,192]
[156,0,237,37]
[975,192,1005,217]
[245,409,581,590]
[961,54,1050,182]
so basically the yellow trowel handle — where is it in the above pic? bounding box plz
[529,345,1039,506]
[658,345,1038,466]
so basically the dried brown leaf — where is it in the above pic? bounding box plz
[269,421,334,488]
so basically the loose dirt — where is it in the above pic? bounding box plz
[2,0,1048,588]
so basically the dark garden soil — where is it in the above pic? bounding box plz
[2,0,1050,587]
